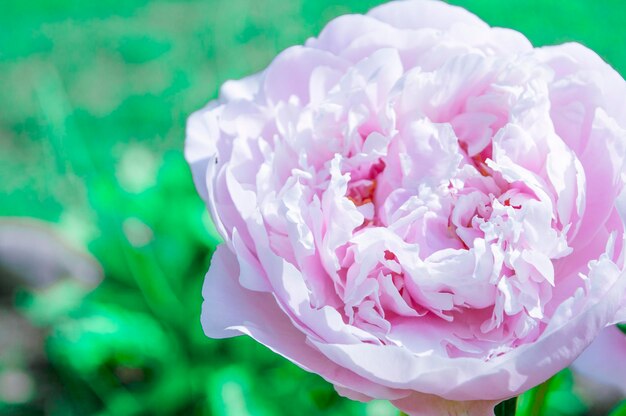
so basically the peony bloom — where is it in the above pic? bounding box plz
[186,0,626,414]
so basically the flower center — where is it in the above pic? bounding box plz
[345,159,386,225]
[347,179,376,207]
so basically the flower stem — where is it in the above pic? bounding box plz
[515,377,553,416]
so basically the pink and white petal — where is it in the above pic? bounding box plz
[369,0,531,56]
[308,255,626,401]
[185,103,221,202]
[572,109,626,248]
[368,0,488,32]
[336,384,499,416]
[219,73,262,102]
[392,392,498,416]
[263,46,348,105]
[572,325,626,395]
[537,42,626,126]
[306,14,396,56]
[202,245,410,400]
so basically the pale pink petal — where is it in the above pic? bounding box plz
[572,326,626,395]
[202,245,411,400]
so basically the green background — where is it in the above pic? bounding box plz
[1,0,625,415]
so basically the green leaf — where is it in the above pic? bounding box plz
[495,397,518,416]
[610,400,626,416]
[516,379,551,416]
[516,370,588,416]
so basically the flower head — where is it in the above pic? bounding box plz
[186,1,626,414]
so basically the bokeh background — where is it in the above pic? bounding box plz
[1,0,625,415]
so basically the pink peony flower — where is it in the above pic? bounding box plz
[186,0,626,414]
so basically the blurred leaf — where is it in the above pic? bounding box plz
[517,370,588,416]
[209,367,257,416]
[117,36,171,65]
[16,280,91,326]
[47,304,172,375]
[495,397,517,416]
[611,400,626,416]
[516,378,551,416]
[546,390,587,415]
[308,384,340,411]
[365,400,398,416]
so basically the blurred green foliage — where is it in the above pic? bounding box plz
[0,0,625,415]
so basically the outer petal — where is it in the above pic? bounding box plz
[368,0,489,31]
[392,393,498,416]
[537,42,626,129]
[262,46,348,105]
[306,14,396,56]
[308,256,626,401]
[202,245,411,400]
[336,385,499,416]
[368,0,531,54]
[572,325,626,396]
[185,103,220,202]
[185,73,264,202]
